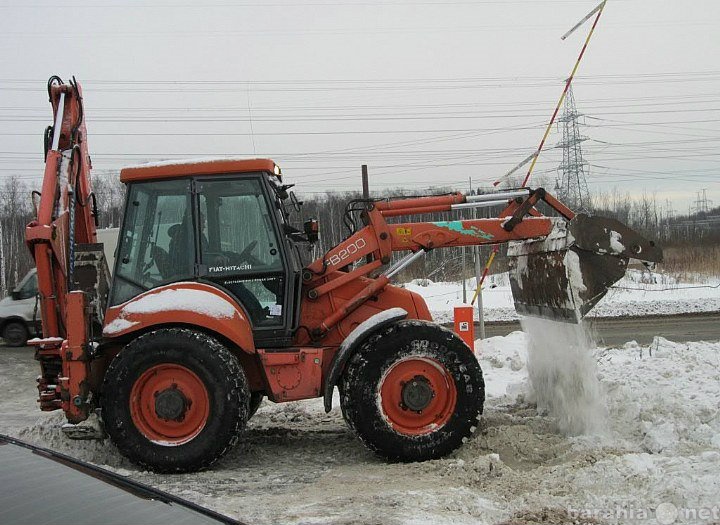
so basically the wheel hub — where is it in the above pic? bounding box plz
[401,375,434,412]
[154,386,187,421]
[130,363,210,445]
[379,357,457,436]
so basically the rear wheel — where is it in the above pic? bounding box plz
[101,328,248,473]
[340,320,484,461]
[2,321,28,347]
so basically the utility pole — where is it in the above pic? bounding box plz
[461,249,467,302]
[361,164,369,200]
[362,165,372,264]
[0,220,5,296]
[555,85,591,211]
[473,247,485,340]
[469,177,485,339]
[461,177,471,304]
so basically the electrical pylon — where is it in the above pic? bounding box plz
[555,86,591,211]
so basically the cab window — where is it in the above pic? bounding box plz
[110,179,193,306]
[198,178,285,326]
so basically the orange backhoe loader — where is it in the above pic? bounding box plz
[26,77,662,472]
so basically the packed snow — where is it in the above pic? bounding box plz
[405,269,720,323]
[2,328,719,524]
[609,230,625,253]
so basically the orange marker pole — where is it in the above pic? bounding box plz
[471,245,499,306]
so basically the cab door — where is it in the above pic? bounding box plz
[196,176,293,346]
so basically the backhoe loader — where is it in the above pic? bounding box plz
[26,77,662,472]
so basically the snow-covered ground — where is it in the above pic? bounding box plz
[2,329,719,525]
[404,269,720,323]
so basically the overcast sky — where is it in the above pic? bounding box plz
[2,0,719,212]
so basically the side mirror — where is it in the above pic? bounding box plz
[10,291,20,301]
[303,219,319,243]
[289,191,303,212]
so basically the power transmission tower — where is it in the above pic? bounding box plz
[555,86,591,211]
[691,189,713,215]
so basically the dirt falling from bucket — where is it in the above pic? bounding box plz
[521,316,607,435]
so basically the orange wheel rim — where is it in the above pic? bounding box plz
[379,357,457,436]
[130,364,210,445]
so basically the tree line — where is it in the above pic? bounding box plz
[0,175,125,297]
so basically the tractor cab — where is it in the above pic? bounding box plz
[109,159,307,346]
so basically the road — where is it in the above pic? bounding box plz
[476,311,720,346]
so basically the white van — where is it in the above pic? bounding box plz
[0,269,40,346]
[0,228,118,347]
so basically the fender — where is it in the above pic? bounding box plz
[103,282,255,353]
[323,307,408,413]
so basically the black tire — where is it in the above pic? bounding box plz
[340,320,484,462]
[101,328,249,473]
[248,392,264,419]
[2,321,29,347]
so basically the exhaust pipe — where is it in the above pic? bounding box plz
[507,214,662,323]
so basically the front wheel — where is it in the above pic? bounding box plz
[101,328,249,473]
[340,320,484,461]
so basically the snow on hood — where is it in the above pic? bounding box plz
[103,286,240,336]
[103,318,139,335]
[121,288,237,318]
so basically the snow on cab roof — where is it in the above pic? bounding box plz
[120,157,278,183]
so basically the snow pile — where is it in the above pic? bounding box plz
[473,330,527,400]
[476,331,720,452]
[600,337,720,454]
[15,412,132,470]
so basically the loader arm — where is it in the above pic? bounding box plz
[25,77,105,423]
[304,188,661,336]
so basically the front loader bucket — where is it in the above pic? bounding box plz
[507,214,662,323]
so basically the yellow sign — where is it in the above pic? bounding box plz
[396,227,412,236]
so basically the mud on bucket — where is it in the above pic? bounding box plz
[507,215,662,323]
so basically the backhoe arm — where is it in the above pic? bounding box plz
[25,77,101,423]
